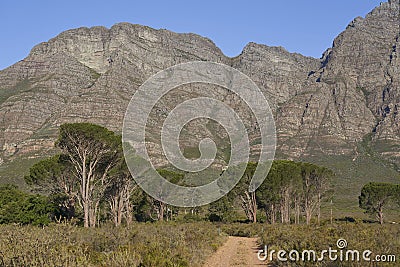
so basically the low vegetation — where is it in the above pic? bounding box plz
[0,122,398,266]
[0,223,226,267]
[259,223,400,266]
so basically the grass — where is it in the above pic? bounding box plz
[0,156,50,191]
[0,222,226,267]
[0,220,398,267]
[303,153,399,212]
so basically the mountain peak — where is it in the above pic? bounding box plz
[0,3,399,195]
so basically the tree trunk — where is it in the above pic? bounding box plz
[269,204,276,224]
[159,201,165,221]
[251,191,257,223]
[306,210,311,225]
[83,201,90,228]
[286,190,290,224]
[280,188,290,224]
[305,200,312,225]
[317,192,321,225]
[68,197,76,220]
[117,195,124,226]
[240,191,257,223]
[89,206,96,227]
[378,205,384,225]
[294,198,300,224]
[88,201,99,228]
[124,199,133,226]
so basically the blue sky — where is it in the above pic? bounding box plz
[1,0,383,70]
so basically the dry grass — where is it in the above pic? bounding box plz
[0,222,226,267]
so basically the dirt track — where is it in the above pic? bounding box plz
[203,236,268,266]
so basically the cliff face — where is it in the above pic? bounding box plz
[0,23,229,160]
[0,1,399,174]
[274,0,399,160]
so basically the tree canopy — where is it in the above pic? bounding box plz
[359,182,399,224]
[0,185,53,225]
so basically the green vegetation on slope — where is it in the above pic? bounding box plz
[0,156,48,190]
[305,154,400,214]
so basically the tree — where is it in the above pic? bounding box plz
[25,154,77,220]
[134,169,184,222]
[396,184,400,208]
[0,185,53,226]
[276,161,302,224]
[208,195,234,222]
[106,160,137,226]
[257,169,280,224]
[359,182,397,224]
[256,160,333,225]
[300,163,332,225]
[152,169,184,221]
[257,160,302,224]
[56,123,121,227]
[314,166,334,224]
[232,162,259,223]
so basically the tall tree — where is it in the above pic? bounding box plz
[208,195,234,222]
[135,169,184,222]
[314,166,334,224]
[257,160,302,224]
[234,162,258,223]
[396,184,400,208]
[300,163,332,225]
[359,182,397,224]
[106,159,137,226]
[256,162,281,224]
[277,161,302,224]
[56,123,121,227]
[151,169,184,221]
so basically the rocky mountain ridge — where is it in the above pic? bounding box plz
[0,1,399,186]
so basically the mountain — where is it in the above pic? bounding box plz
[0,1,399,210]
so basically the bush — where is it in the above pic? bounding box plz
[182,213,203,222]
[0,185,53,225]
[220,223,263,237]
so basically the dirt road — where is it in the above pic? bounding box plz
[203,236,268,266]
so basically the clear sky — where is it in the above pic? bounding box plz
[0,0,383,70]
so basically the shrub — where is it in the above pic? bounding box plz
[0,185,53,225]
[0,222,226,266]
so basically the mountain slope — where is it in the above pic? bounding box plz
[0,2,399,209]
